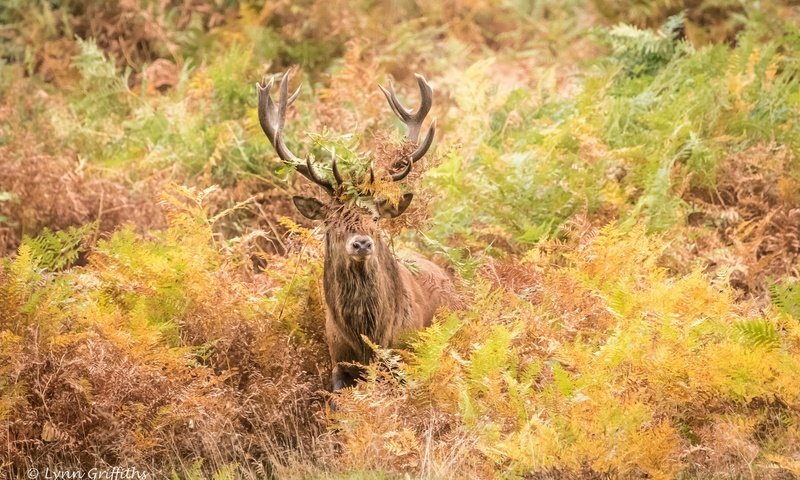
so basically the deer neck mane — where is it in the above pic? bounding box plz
[323,234,409,342]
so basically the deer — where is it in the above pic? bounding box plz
[256,70,453,391]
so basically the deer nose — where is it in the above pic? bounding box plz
[349,236,374,255]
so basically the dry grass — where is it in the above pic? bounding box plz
[0,145,166,257]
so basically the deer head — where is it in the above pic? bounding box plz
[256,69,436,263]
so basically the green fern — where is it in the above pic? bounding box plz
[409,313,462,381]
[22,223,96,272]
[467,324,516,390]
[71,38,131,117]
[209,44,256,118]
[769,281,800,319]
[733,318,781,351]
[607,13,691,78]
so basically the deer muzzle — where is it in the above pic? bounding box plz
[347,235,374,259]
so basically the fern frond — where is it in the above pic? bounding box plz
[733,318,781,351]
[22,223,96,271]
[769,280,800,319]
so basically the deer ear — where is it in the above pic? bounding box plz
[292,196,327,220]
[376,193,413,219]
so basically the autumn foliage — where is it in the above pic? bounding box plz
[2,0,800,478]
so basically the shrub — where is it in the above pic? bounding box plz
[0,186,331,477]
[332,225,800,478]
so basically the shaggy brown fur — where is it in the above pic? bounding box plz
[298,200,453,390]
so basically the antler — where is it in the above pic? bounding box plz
[258,70,436,195]
[257,70,336,196]
[378,73,436,182]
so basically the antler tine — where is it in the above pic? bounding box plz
[257,70,303,164]
[390,154,414,182]
[356,164,375,196]
[378,73,433,144]
[331,157,344,185]
[256,77,277,143]
[410,118,436,162]
[386,127,434,183]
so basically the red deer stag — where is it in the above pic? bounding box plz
[256,70,453,391]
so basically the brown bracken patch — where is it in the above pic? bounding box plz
[681,143,800,297]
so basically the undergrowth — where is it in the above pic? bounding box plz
[1,186,331,477]
[2,1,800,479]
[332,225,800,479]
